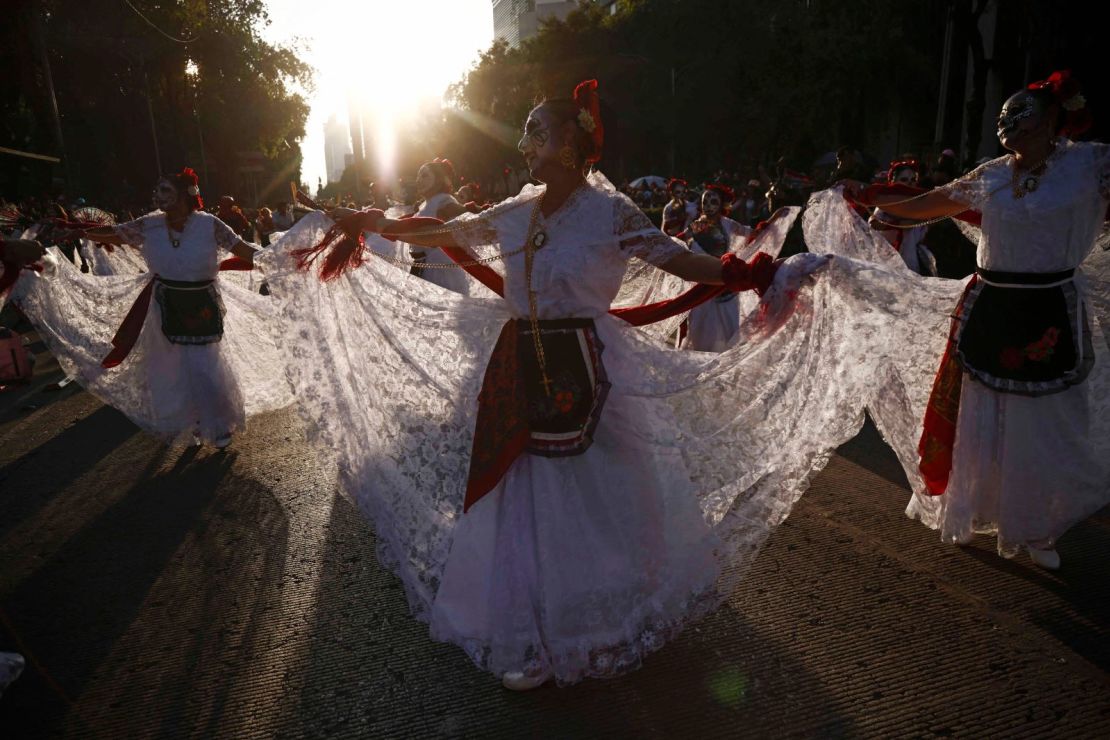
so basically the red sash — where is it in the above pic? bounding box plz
[917,278,977,494]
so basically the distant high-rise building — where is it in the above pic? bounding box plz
[491,0,577,47]
[323,113,352,184]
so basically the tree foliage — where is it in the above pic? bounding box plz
[1,0,311,208]
[446,0,942,184]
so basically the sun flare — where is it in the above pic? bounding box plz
[263,0,494,190]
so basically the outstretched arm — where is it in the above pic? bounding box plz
[658,251,725,284]
[841,180,965,221]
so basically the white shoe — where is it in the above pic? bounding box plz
[501,668,552,691]
[0,652,25,696]
[1028,547,1061,571]
[213,433,233,449]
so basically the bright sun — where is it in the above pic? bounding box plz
[263,0,494,190]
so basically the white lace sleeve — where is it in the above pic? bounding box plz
[212,215,241,252]
[613,193,688,266]
[113,216,149,246]
[936,158,1001,209]
[444,212,499,250]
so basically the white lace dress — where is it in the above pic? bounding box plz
[901,140,1110,554]
[804,141,1110,556]
[405,192,474,295]
[260,172,869,686]
[683,216,753,352]
[12,211,293,444]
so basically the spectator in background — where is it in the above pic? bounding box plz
[930,148,959,186]
[272,201,294,231]
[832,146,870,183]
[217,196,253,241]
[256,207,276,247]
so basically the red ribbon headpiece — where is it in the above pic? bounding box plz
[1027,70,1092,138]
[886,158,921,185]
[573,79,604,164]
[704,183,735,204]
[668,178,688,192]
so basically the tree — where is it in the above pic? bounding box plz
[0,0,311,208]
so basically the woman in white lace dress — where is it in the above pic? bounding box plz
[405,158,474,295]
[681,184,754,351]
[13,169,293,447]
[263,80,831,690]
[856,72,1110,570]
[868,158,936,276]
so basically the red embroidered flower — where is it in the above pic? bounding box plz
[555,391,575,414]
[199,307,213,320]
[999,347,1024,370]
[1023,326,1059,362]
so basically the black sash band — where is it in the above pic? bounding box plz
[975,268,1074,285]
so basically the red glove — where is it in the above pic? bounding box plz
[720,251,780,296]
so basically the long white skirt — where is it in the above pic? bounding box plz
[261,211,987,685]
[12,251,293,444]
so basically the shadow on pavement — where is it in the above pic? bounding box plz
[962,516,1110,671]
[0,405,140,539]
[279,490,852,738]
[0,449,253,737]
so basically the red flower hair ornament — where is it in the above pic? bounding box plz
[176,167,203,210]
[1027,70,1093,138]
[573,79,604,164]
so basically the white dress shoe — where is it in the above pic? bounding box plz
[501,668,552,691]
[1027,546,1061,571]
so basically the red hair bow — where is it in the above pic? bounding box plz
[1028,70,1092,138]
[573,79,604,164]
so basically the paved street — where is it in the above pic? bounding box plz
[1,325,1108,739]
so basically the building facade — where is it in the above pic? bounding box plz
[323,113,352,184]
[492,0,578,47]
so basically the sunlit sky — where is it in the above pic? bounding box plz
[262,0,495,189]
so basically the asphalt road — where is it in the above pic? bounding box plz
[0,325,1107,739]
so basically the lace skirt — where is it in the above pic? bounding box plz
[429,345,721,685]
[11,253,293,444]
[907,373,1110,555]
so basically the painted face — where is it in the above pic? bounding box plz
[672,186,686,200]
[152,179,180,211]
[997,92,1046,149]
[701,190,722,216]
[518,107,560,180]
[893,168,918,187]
[415,164,437,198]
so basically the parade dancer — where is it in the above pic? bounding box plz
[868,158,937,276]
[679,184,754,351]
[12,168,293,447]
[262,79,831,690]
[405,158,474,294]
[846,71,1110,569]
[661,178,695,236]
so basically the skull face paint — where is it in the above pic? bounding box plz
[152,179,181,211]
[892,167,919,187]
[518,107,560,180]
[997,92,1044,148]
[701,190,722,217]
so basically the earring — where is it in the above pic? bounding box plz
[559,146,577,169]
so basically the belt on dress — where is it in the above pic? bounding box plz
[975,267,1074,288]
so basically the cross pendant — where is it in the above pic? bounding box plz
[540,372,553,396]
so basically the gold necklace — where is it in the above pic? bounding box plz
[1010,142,1056,199]
[522,194,552,395]
[165,212,189,248]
